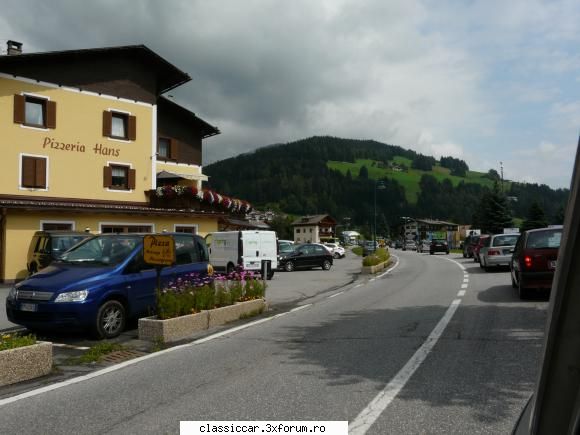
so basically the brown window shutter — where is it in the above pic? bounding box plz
[103,166,112,188]
[169,139,179,160]
[14,94,25,124]
[128,115,137,141]
[128,169,136,190]
[46,101,57,129]
[35,158,47,188]
[22,156,36,187]
[102,111,112,137]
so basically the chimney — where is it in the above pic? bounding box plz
[6,40,22,55]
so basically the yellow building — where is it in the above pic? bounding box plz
[0,41,245,282]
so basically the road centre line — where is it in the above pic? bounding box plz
[463,278,469,283]
[349,299,463,435]
[458,290,466,297]
[349,255,466,435]
[461,283,468,289]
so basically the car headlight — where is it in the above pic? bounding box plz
[54,290,89,303]
[7,286,17,301]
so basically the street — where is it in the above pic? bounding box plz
[0,250,548,434]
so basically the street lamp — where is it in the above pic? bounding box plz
[374,180,386,252]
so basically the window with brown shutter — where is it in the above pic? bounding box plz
[105,164,133,190]
[21,156,47,189]
[103,111,135,141]
[14,95,56,129]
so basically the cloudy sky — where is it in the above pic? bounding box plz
[1,0,579,188]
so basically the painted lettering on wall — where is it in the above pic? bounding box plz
[41,137,120,157]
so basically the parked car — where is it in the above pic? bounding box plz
[278,243,333,272]
[402,240,417,251]
[430,239,449,255]
[416,240,430,253]
[208,231,277,279]
[7,233,210,338]
[473,235,490,263]
[463,235,480,258]
[27,231,92,275]
[479,233,520,271]
[324,242,346,259]
[510,226,562,299]
[393,240,403,249]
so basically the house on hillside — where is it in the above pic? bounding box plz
[292,215,337,243]
[0,41,250,282]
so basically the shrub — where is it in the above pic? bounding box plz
[352,246,363,256]
[156,269,266,320]
[362,248,390,267]
[0,333,36,351]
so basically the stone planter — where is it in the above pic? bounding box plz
[362,258,392,274]
[138,299,268,343]
[0,341,52,387]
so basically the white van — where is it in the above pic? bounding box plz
[208,231,278,279]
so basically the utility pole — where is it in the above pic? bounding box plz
[500,161,504,193]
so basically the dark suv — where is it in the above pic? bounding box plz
[27,231,92,274]
[430,239,449,255]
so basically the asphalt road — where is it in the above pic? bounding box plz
[0,250,549,434]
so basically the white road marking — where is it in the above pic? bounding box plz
[369,278,375,282]
[51,343,90,350]
[377,255,401,278]
[463,278,469,283]
[349,299,462,435]
[461,283,468,289]
[354,284,363,288]
[458,290,466,296]
[0,302,314,407]
[328,291,345,299]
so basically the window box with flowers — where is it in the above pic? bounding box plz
[147,186,252,215]
[138,269,267,343]
[0,333,53,386]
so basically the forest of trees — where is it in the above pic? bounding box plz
[204,136,568,235]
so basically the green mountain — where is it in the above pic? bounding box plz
[204,136,568,232]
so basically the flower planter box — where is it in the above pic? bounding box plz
[138,311,209,343]
[362,258,392,274]
[138,299,268,343]
[208,299,267,328]
[0,341,52,387]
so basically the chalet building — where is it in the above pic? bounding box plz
[0,41,249,282]
[292,215,337,244]
[402,218,459,247]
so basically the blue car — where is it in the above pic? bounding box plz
[6,233,210,338]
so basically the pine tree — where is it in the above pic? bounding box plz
[478,182,513,233]
[358,165,369,179]
[553,205,565,225]
[522,201,548,231]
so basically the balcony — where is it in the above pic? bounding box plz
[146,186,252,215]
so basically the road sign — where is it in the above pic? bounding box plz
[143,235,175,266]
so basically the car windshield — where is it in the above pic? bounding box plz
[59,235,141,265]
[280,244,295,254]
[51,235,90,257]
[492,234,520,247]
[526,229,562,249]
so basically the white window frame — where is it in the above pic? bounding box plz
[40,220,76,231]
[19,153,49,191]
[173,224,199,234]
[98,222,155,234]
[107,107,132,143]
[106,160,134,193]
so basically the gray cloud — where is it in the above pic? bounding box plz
[1,0,578,187]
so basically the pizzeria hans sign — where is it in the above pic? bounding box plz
[42,136,121,157]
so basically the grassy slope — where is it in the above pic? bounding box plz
[327,158,501,203]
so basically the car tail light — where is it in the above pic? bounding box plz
[524,255,532,268]
[488,249,500,256]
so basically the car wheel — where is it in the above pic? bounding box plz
[511,271,517,289]
[429,251,434,255]
[94,300,126,339]
[226,263,235,275]
[322,260,332,270]
[284,261,295,272]
[267,269,275,280]
[479,258,484,269]
[333,253,340,259]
